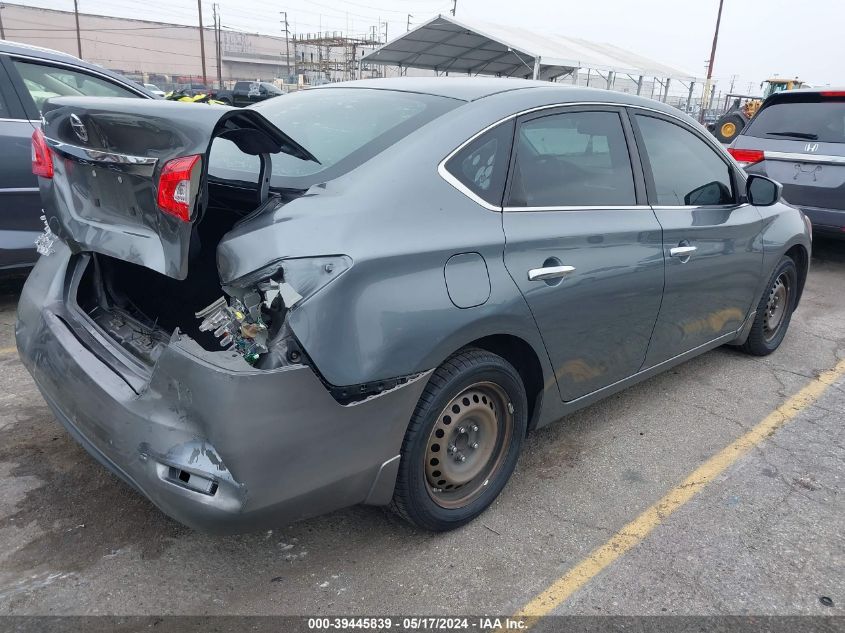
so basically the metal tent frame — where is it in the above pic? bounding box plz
[361,14,699,102]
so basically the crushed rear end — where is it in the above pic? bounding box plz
[16,97,429,532]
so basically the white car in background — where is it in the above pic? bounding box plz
[144,83,166,97]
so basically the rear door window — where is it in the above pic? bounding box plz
[507,110,636,207]
[12,59,140,114]
[635,114,735,206]
[744,98,845,143]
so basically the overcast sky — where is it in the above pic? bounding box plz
[10,0,844,93]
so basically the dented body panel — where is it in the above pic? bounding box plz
[39,97,313,280]
[16,243,430,533]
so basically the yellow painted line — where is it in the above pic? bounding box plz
[510,358,845,627]
[0,346,17,357]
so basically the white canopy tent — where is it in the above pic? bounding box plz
[361,15,699,102]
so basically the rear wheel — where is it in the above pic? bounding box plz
[714,113,745,143]
[391,348,527,531]
[740,255,798,356]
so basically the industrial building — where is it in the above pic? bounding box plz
[0,2,384,88]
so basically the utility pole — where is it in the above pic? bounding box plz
[0,5,6,40]
[73,0,82,57]
[213,3,222,87]
[728,73,737,94]
[281,11,291,81]
[700,0,724,123]
[451,0,457,16]
[406,13,412,32]
[197,0,208,84]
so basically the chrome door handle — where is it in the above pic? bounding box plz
[528,265,576,281]
[669,246,697,258]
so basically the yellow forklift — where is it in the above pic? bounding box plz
[712,78,809,143]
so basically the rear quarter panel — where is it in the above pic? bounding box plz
[217,91,563,392]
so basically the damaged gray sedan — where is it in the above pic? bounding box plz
[17,78,811,533]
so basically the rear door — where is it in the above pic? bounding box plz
[631,111,764,367]
[501,105,664,401]
[233,82,250,107]
[0,56,39,269]
[732,92,845,233]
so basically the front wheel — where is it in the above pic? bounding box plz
[391,348,527,531]
[740,255,798,356]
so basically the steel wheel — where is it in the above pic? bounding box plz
[763,272,791,342]
[720,121,737,138]
[424,381,514,509]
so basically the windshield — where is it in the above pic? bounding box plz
[745,97,845,143]
[208,88,460,189]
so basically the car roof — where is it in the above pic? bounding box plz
[0,39,153,96]
[309,77,689,117]
[311,77,547,101]
[775,86,845,95]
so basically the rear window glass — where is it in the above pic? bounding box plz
[13,59,139,114]
[745,99,845,143]
[209,88,459,189]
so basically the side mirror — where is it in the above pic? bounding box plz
[746,174,782,206]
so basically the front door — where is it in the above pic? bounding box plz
[502,106,664,401]
[630,112,764,367]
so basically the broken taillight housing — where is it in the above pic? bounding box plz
[232,255,353,308]
[31,128,54,178]
[156,154,201,222]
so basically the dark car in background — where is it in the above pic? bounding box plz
[173,83,212,97]
[729,88,845,237]
[18,79,810,533]
[0,41,152,271]
[213,81,284,107]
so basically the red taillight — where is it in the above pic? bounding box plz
[727,148,764,166]
[156,154,201,222]
[31,128,53,178]
[820,90,845,97]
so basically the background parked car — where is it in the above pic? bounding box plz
[213,81,283,106]
[728,88,845,238]
[173,82,212,97]
[144,82,166,97]
[0,41,153,272]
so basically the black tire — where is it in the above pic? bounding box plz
[390,348,528,531]
[714,113,746,143]
[740,255,798,356]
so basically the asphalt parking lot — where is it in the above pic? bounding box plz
[0,239,843,617]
